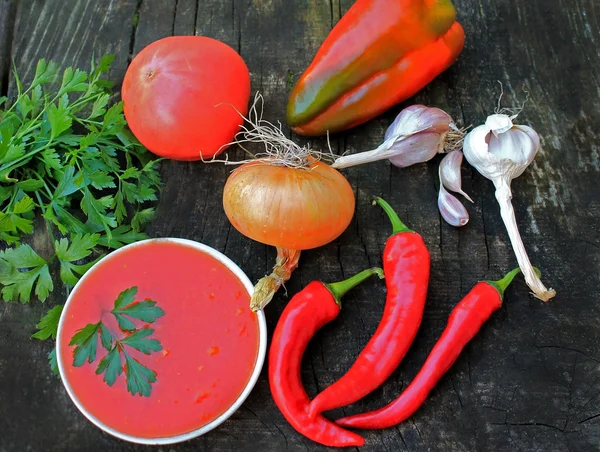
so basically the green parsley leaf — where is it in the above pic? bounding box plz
[16,179,45,191]
[55,233,99,261]
[52,166,79,200]
[102,102,126,134]
[99,323,113,350]
[59,67,88,94]
[55,234,102,286]
[70,322,101,366]
[0,244,46,269]
[49,347,59,376]
[131,208,156,232]
[0,245,53,303]
[80,189,116,233]
[114,286,138,309]
[89,171,116,190]
[114,300,165,325]
[32,305,64,340]
[112,191,127,224]
[111,287,164,332]
[121,327,162,354]
[89,93,110,119]
[123,352,157,397]
[97,225,148,249]
[31,59,58,87]
[113,313,136,332]
[95,346,122,386]
[46,103,72,138]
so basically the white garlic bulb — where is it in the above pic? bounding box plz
[463,113,555,301]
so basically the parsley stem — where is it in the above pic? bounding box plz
[32,170,54,198]
[0,141,54,175]
[33,191,47,210]
[74,117,102,127]
[70,92,104,113]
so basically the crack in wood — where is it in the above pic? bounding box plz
[451,375,464,408]
[579,412,600,425]
[128,0,143,62]
[0,0,17,97]
[395,425,411,452]
[193,0,199,35]
[171,0,179,36]
[490,421,567,433]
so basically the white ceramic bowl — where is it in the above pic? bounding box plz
[56,238,267,445]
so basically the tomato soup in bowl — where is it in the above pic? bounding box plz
[56,238,266,444]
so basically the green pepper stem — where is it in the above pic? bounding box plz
[488,267,526,299]
[325,267,384,306]
[373,197,413,235]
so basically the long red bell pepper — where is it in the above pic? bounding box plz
[308,197,430,418]
[287,0,465,136]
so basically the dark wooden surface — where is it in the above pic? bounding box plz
[1,0,599,450]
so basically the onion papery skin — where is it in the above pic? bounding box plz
[223,159,355,251]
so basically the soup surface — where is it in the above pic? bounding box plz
[58,240,260,438]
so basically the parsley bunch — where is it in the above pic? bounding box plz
[0,55,161,303]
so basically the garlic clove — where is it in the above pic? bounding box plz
[384,105,453,142]
[438,173,469,227]
[513,124,541,169]
[333,105,464,169]
[486,113,514,136]
[387,132,443,168]
[488,126,537,166]
[464,122,523,182]
[439,150,474,203]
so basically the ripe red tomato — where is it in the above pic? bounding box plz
[122,36,251,160]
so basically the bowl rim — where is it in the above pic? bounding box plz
[56,237,267,445]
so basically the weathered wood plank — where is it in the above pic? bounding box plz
[1,0,600,450]
[0,0,16,95]
[8,0,138,88]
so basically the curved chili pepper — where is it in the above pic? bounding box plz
[269,268,384,447]
[287,0,465,136]
[336,268,522,429]
[308,197,430,418]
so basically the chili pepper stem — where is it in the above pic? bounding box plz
[487,267,531,299]
[325,268,384,306]
[373,197,413,234]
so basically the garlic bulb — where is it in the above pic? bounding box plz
[439,151,473,203]
[463,113,556,301]
[332,105,464,169]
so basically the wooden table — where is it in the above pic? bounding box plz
[1,0,599,450]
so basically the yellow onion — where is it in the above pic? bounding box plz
[223,157,355,311]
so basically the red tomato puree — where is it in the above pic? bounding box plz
[58,240,260,438]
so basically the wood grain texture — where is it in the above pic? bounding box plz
[0,0,16,95]
[1,0,600,451]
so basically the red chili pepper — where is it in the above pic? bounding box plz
[269,268,384,447]
[336,268,522,429]
[308,197,430,418]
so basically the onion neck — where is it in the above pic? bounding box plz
[250,247,301,311]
